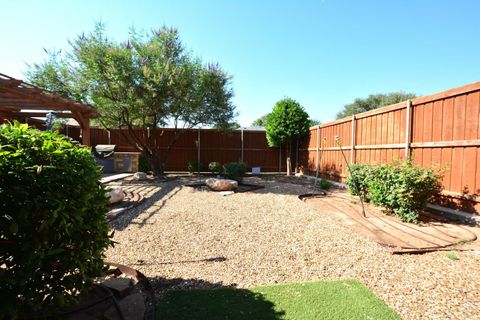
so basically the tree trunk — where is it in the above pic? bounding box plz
[286,140,292,176]
[145,149,164,176]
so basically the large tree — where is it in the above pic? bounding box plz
[335,92,417,119]
[26,24,236,175]
[251,114,269,127]
[265,98,311,175]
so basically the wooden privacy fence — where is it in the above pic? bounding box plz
[58,80,480,211]
[298,81,480,211]
[86,127,288,172]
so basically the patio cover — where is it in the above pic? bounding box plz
[0,73,96,145]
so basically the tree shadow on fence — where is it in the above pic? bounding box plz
[434,186,479,216]
[152,276,285,320]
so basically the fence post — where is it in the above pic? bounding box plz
[404,100,412,159]
[315,126,320,178]
[350,115,356,164]
[241,128,244,162]
[197,128,201,174]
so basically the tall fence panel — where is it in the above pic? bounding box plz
[299,81,480,212]
[60,80,480,211]
[86,127,284,172]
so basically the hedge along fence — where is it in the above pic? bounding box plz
[298,80,480,213]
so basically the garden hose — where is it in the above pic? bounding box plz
[335,136,366,218]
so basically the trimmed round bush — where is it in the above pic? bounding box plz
[208,161,222,175]
[223,162,248,182]
[0,122,113,318]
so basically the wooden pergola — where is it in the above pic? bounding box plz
[0,73,96,145]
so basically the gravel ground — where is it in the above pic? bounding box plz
[106,175,480,320]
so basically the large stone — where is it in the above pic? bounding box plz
[133,172,147,180]
[102,278,132,298]
[205,178,238,191]
[106,187,125,204]
[104,293,145,320]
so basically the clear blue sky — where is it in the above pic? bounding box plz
[2,0,479,126]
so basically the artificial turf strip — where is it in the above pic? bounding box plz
[156,279,400,320]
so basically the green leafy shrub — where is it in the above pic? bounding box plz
[346,163,375,201]
[0,122,113,318]
[187,160,202,173]
[346,161,443,223]
[317,179,332,190]
[208,161,222,175]
[223,162,248,181]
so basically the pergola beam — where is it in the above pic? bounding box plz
[6,112,76,118]
[0,73,97,146]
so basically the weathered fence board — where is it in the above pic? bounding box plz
[299,80,480,212]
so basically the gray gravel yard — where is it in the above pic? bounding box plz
[106,176,480,320]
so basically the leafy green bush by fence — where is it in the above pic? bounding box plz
[223,162,248,181]
[0,122,113,318]
[208,161,222,175]
[345,163,374,201]
[187,160,202,173]
[317,178,332,190]
[346,161,443,223]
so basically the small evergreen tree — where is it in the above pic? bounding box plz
[265,98,311,175]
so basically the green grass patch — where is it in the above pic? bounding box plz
[156,279,400,320]
[446,252,459,260]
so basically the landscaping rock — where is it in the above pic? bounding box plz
[104,293,145,320]
[133,172,147,180]
[106,187,125,204]
[102,278,132,298]
[205,178,238,191]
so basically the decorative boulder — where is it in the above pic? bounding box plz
[106,187,125,204]
[133,172,147,180]
[205,178,238,191]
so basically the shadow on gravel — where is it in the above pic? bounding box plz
[152,277,284,320]
[109,180,181,231]
[251,175,328,196]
